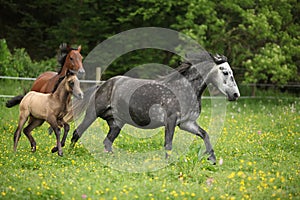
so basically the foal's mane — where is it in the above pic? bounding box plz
[52,75,65,93]
[52,70,76,93]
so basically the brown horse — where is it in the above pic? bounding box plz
[6,43,85,108]
[13,71,83,156]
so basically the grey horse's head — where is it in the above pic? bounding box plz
[208,54,240,101]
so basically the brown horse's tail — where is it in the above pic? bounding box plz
[6,95,25,108]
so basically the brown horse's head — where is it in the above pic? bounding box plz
[64,45,85,75]
[65,72,84,99]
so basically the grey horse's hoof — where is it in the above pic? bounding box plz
[104,148,113,153]
[208,154,216,165]
[31,146,36,153]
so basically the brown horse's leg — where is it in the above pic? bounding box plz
[13,111,29,152]
[23,117,44,152]
[51,122,69,153]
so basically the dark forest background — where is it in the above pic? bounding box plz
[0,0,299,86]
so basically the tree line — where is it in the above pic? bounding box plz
[0,0,299,85]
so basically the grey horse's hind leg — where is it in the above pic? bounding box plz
[164,115,177,158]
[179,121,216,164]
[103,120,123,152]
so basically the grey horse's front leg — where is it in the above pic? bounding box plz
[179,121,216,164]
[70,105,97,147]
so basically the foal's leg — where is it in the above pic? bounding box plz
[179,121,216,164]
[52,125,63,156]
[13,111,29,152]
[48,118,63,156]
[61,123,70,148]
[103,120,123,152]
[52,122,69,153]
[23,117,44,152]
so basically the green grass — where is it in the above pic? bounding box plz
[0,92,299,199]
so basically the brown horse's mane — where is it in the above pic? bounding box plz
[57,44,79,74]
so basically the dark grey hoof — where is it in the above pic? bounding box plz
[165,150,172,159]
[208,155,216,165]
[51,146,58,153]
[104,148,113,153]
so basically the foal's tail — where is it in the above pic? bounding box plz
[65,84,102,122]
[6,95,25,108]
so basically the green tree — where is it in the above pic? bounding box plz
[0,39,56,77]
[244,43,297,85]
[0,0,299,85]
[0,39,15,76]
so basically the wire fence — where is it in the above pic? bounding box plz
[0,75,299,99]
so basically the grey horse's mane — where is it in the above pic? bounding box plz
[160,51,227,81]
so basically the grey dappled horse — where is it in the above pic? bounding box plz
[71,52,240,164]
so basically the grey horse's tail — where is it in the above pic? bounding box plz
[64,83,102,122]
[6,95,25,108]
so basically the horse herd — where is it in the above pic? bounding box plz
[6,44,240,164]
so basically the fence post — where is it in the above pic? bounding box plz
[96,67,101,84]
[251,84,256,97]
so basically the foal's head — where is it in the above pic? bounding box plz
[64,45,85,75]
[208,54,240,101]
[65,72,84,99]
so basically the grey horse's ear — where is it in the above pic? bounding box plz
[212,53,227,64]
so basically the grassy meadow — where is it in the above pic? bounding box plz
[0,80,299,199]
